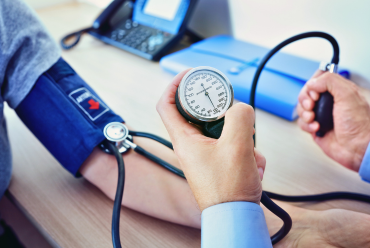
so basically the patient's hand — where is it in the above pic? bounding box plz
[266,201,370,248]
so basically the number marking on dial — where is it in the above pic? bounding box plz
[184,71,229,118]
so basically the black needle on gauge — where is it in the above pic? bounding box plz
[201,83,215,109]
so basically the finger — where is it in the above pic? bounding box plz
[310,69,326,79]
[298,85,310,104]
[306,73,357,101]
[298,87,315,111]
[297,103,304,118]
[156,69,202,142]
[297,103,315,122]
[298,103,315,123]
[297,103,315,123]
[298,118,319,133]
[305,73,333,94]
[298,86,316,111]
[220,103,255,150]
[254,148,266,180]
[308,90,320,101]
[297,69,325,106]
[302,111,315,123]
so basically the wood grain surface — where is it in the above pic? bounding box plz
[4,2,370,248]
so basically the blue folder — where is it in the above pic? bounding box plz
[160,35,348,121]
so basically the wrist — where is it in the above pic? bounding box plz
[195,186,262,212]
[199,199,261,213]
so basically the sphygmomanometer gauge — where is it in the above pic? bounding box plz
[175,66,234,125]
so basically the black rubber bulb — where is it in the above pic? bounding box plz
[314,91,334,137]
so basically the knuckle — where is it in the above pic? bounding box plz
[297,104,304,116]
[298,87,308,102]
[298,118,308,131]
[298,93,306,103]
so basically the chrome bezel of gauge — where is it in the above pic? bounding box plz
[178,66,234,122]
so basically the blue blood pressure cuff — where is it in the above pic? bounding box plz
[15,58,123,176]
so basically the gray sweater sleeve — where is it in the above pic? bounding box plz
[0,0,61,109]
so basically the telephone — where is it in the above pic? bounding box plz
[61,0,198,61]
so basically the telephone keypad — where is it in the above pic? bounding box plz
[107,19,174,55]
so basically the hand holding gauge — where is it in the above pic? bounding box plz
[169,66,291,244]
[158,66,265,210]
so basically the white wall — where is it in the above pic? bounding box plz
[229,0,370,87]
[24,0,73,9]
[78,0,111,8]
[24,0,110,9]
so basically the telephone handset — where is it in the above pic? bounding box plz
[92,0,133,31]
[61,0,197,61]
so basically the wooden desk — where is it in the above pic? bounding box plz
[4,2,370,248]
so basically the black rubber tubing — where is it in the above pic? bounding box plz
[250,31,339,143]
[129,131,173,150]
[248,31,340,244]
[134,145,185,178]
[265,191,370,203]
[105,141,125,248]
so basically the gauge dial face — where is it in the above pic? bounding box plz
[179,67,233,122]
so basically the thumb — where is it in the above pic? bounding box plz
[220,103,255,152]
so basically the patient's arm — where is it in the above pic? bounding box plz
[79,129,201,228]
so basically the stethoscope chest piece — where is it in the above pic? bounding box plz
[104,122,129,142]
[101,122,133,154]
